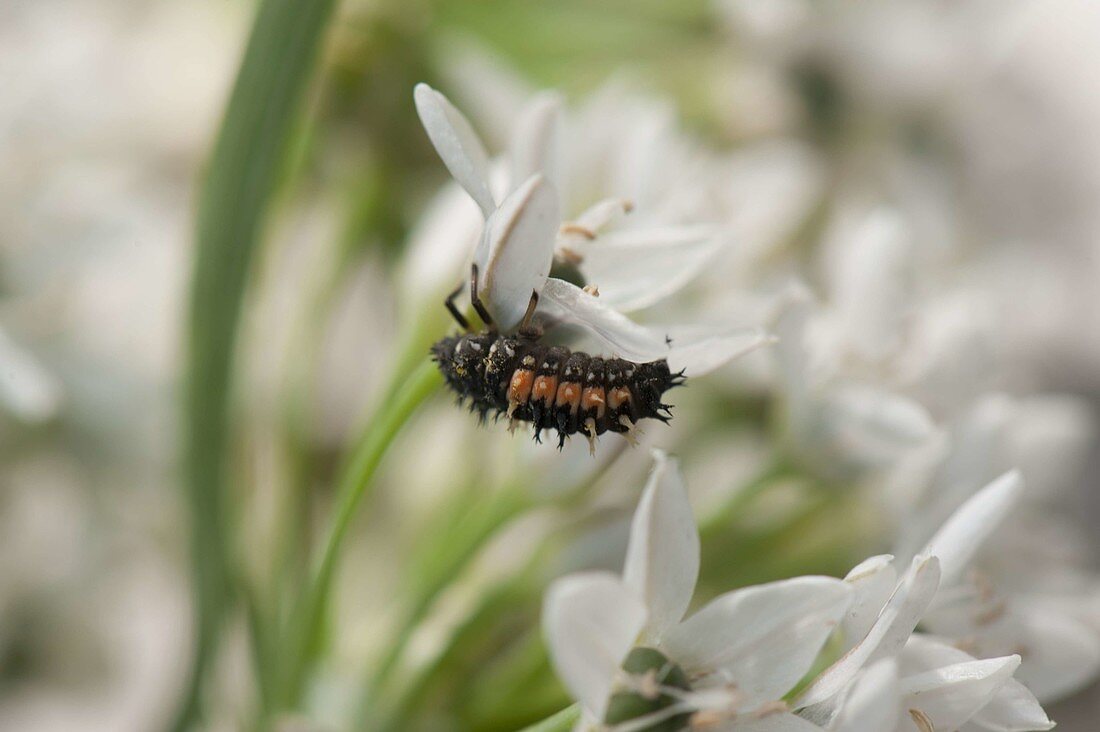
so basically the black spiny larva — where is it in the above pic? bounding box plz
[430,265,684,451]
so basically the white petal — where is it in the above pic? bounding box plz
[830,660,901,732]
[622,450,700,644]
[478,174,560,330]
[575,226,722,312]
[414,83,497,218]
[919,470,1023,587]
[509,91,564,194]
[796,557,941,709]
[820,385,936,467]
[969,678,1053,731]
[399,181,484,303]
[826,208,913,362]
[540,277,673,361]
[543,571,647,719]
[663,577,852,706]
[902,636,1054,731]
[841,555,899,652]
[665,326,774,377]
[900,656,1020,732]
[541,278,770,374]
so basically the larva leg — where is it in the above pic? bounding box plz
[517,290,542,339]
[470,264,496,330]
[584,417,598,456]
[444,282,470,330]
[618,415,640,446]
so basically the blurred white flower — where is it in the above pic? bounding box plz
[795,471,1052,731]
[773,290,936,480]
[543,450,851,730]
[822,653,1045,732]
[411,83,770,376]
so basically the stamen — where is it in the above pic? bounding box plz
[560,223,597,240]
[909,708,935,732]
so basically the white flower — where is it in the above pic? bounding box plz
[411,83,770,376]
[543,450,852,730]
[794,471,1052,731]
[773,289,936,479]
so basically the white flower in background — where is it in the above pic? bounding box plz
[410,83,770,376]
[888,394,1100,702]
[543,450,852,730]
[794,471,1052,731]
[772,289,936,480]
[821,653,1039,732]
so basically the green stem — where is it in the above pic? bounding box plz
[175,0,339,727]
[278,357,442,709]
[362,484,532,705]
[360,440,628,729]
[517,704,581,732]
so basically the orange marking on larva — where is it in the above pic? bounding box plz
[582,386,606,418]
[532,375,558,406]
[556,382,581,415]
[608,386,632,410]
[508,369,534,405]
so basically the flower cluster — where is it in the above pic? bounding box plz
[544,453,1052,732]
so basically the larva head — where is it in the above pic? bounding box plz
[431,333,496,400]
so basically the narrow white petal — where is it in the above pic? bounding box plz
[543,571,647,720]
[510,91,564,193]
[829,660,901,732]
[540,277,673,361]
[541,279,769,374]
[414,83,497,218]
[622,450,700,644]
[665,326,774,377]
[919,470,1023,587]
[663,577,852,706]
[900,656,1020,732]
[478,174,560,330]
[796,557,941,709]
[576,226,722,312]
[841,555,898,652]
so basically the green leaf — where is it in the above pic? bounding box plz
[175,0,341,727]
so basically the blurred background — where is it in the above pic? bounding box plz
[2,0,1100,730]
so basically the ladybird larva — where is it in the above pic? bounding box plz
[431,331,684,451]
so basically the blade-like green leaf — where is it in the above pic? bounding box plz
[175,0,340,727]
